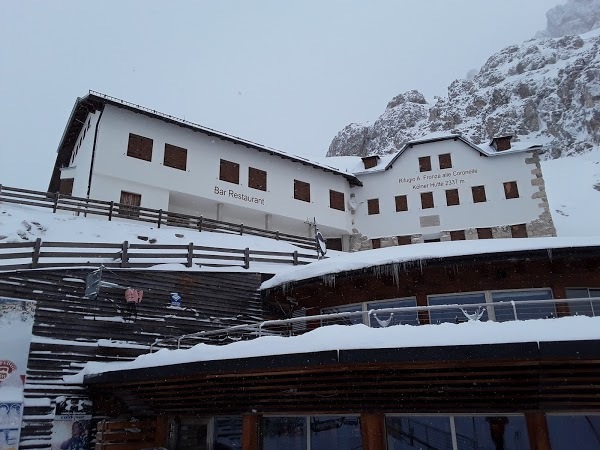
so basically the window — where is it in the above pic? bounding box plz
[213,417,242,449]
[163,143,187,171]
[58,178,74,196]
[367,198,380,215]
[262,417,307,449]
[248,167,267,191]
[511,224,527,238]
[421,192,434,209]
[397,235,412,246]
[387,416,452,450]
[322,298,418,327]
[119,191,141,218]
[548,415,600,449]
[438,153,452,169]
[450,230,466,240]
[503,181,519,199]
[477,228,493,239]
[429,292,488,324]
[321,303,364,326]
[472,185,487,203]
[492,289,554,322]
[329,190,345,211]
[219,159,240,184]
[445,189,459,206]
[565,288,600,317]
[418,156,431,172]
[325,238,343,251]
[127,133,153,161]
[395,195,408,212]
[293,179,310,202]
[454,416,529,450]
[371,238,381,249]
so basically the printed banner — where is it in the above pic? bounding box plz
[51,399,92,450]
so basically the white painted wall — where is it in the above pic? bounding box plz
[352,139,541,238]
[86,105,353,235]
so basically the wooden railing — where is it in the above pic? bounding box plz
[0,184,317,250]
[0,239,319,271]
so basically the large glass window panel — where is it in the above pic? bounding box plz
[566,288,600,317]
[321,304,364,326]
[263,417,307,450]
[454,416,529,450]
[547,415,600,449]
[386,416,453,450]
[491,290,553,322]
[428,293,487,324]
[310,416,362,450]
[367,298,418,327]
[213,416,242,450]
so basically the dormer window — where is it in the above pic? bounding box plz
[490,135,513,152]
[361,155,380,170]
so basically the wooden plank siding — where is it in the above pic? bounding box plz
[0,268,262,450]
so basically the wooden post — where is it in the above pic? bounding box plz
[31,238,42,269]
[525,413,551,450]
[198,216,203,232]
[360,413,386,450]
[108,201,114,221]
[187,242,194,268]
[157,209,163,228]
[276,230,280,240]
[244,248,250,269]
[240,224,244,236]
[416,292,430,325]
[552,285,570,318]
[293,251,299,266]
[241,414,260,450]
[53,192,60,213]
[155,416,169,448]
[121,241,129,268]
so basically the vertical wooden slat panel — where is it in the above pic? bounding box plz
[241,414,260,450]
[360,413,386,450]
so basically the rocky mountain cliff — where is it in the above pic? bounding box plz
[328,1,600,159]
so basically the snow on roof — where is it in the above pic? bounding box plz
[261,236,600,290]
[72,315,600,382]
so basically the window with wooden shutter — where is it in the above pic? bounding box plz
[127,133,153,162]
[439,153,452,169]
[445,189,459,206]
[503,181,519,199]
[119,191,142,218]
[450,230,466,241]
[329,190,345,211]
[220,159,240,184]
[421,192,434,209]
[477,228,493,239]
[59,178,74,196]
[248,167,267,191]
[164,143,187,171]
[325,238,343,251]
[367,198,380,215]
[472,185,487,203]
[419,156,432,172]
[397,235,412,246]
[372,238,381,249]
[294,180,310,202]
[395,195,408,212]
[511,224,528,238]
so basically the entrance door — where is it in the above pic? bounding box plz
[175,418,208,450]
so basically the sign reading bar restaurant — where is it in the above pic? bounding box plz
[0,297,36,450]
[214,186,265,205]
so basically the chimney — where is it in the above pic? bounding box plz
[361,155,380,169]
[490,135,513,152]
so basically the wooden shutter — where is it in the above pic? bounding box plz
[397,235,412,246]
[59,178,74,196]
[127,133,153,161]
[395,195,408,212]
[477,228,493,239]
[329,190,345,211]
[503,181,519,199]
[472,185,487,203]
[450,230,466,241]
[367,199,380,215]
[445,189,460,206]
[511,224,528,238]
[294,180,310,202]
[220,159,240,184]
[418,156,432,172]
[439,153,452,169]
[421,192,434,209]
[119,191,141,218]
[325,238,343,251]
[248,167,267,191]
[164,144,187,171]
[371,238,381,249]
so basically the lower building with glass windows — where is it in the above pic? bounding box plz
[83,237,600,450]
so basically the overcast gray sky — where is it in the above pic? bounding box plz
[1,1,560,190]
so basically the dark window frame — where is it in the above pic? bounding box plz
[367,198,380,215]
[294,179,311,202]
[421,192,434,209]
[511,223,528,238]
[439,153,452,170]
[504,181,520,199]
[248,167,267,191]
[329,190,345,211]
[126,133,153,162]
[445,189,460,206]
[472,185,487,203]
[59,178,74,196]
[371,238,381,249]
[163,143,187,171]
[119,190,142,218]
[450,230,466,241]
[397,235,412,246]
[419,156,432,172]
[219,159,240,185]
[395,195,408,212]
[477,228,493,239]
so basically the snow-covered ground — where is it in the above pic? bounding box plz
[71,315,600,382]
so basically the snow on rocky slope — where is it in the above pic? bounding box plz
[328,5,600,159]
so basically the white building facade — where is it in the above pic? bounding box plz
[49,92,555,251]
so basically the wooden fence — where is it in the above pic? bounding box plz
[0,239,319,272]
[0,184,317,250]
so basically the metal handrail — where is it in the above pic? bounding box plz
[148,296,600,353]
